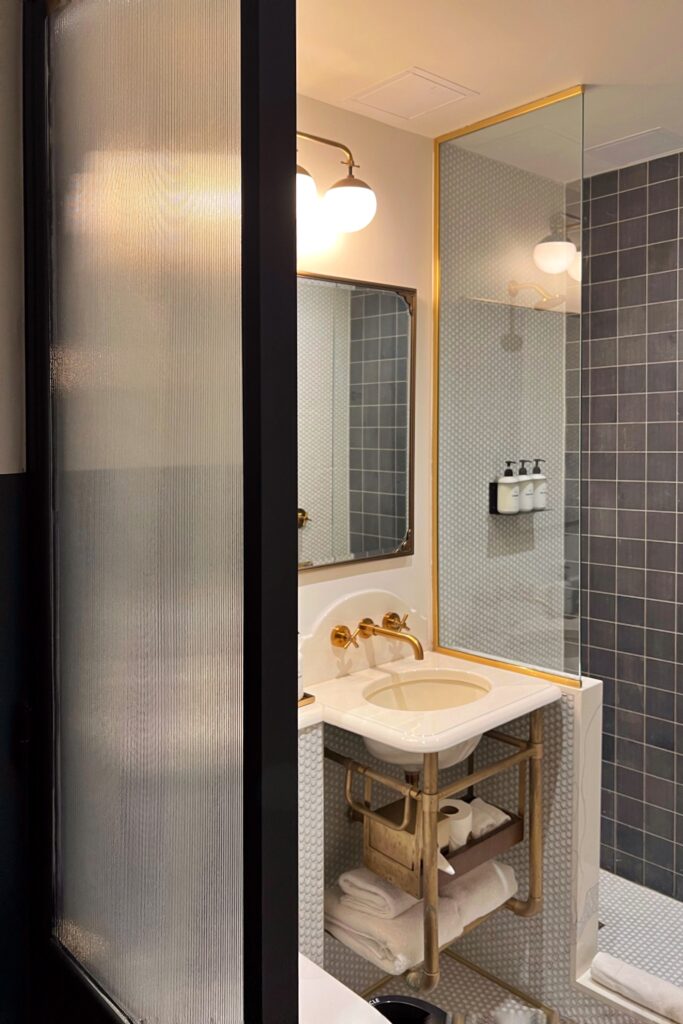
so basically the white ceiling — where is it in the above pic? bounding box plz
[297,0,683,176]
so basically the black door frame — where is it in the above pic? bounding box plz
[22,0,298,1020]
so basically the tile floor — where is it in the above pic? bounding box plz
[373,954,552,1023]
[599,869,683,988]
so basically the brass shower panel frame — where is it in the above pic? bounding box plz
[431,84,585,689]
[325,708,545,995]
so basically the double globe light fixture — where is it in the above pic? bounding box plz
[296,131,377,234]
[532,212,582,282]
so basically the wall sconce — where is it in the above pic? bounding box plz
[532,212,581,277]
[567,249,582,282]
[296,131,377,234]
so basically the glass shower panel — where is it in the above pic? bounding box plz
[436,93,583,676]
[50,0,243,1019]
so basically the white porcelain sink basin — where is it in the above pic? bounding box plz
[306,650,561,766]
[362,671,490,767]
[365,672,490,712]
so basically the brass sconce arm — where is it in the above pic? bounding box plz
[296,130,357,169]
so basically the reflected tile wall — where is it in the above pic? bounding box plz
[349,289,409,557]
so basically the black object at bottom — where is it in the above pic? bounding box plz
[369,994,453,1024]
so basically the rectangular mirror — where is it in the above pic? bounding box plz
[298,274,415,570]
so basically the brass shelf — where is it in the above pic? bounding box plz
[444,808,523,877]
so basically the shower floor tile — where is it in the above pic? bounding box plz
[599,869,683,988]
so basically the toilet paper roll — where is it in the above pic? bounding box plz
[437,815,452,849]
[439,798,473,850]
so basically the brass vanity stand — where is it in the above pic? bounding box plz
[325,709,557,1018]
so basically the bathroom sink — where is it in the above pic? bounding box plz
[364,672,490,712]
[362,671,490,767]
[306,650,561,765]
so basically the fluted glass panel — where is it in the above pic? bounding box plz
[50,1,242,1019]
[0,0,24,473]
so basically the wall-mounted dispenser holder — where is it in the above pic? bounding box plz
[490,460,548,515]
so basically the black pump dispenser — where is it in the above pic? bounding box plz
[518,459,531,476]
[532,458,545,475]
[503,460,516,477]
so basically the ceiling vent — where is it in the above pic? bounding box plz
[585,127,683,173]
[350,68,477,120]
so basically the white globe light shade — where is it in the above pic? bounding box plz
[297,201,338,259]
[296,165,318,220]
[532,238,576,275]
[568,249,582,282]
[323,175,377,233]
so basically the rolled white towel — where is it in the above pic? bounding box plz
[469,797,511,839]
[324,886,463,976]
[591,952,683,1024]
[338,867,419,920]
[442,859,517,926]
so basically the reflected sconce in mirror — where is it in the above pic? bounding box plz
[567,249,582,282]
[532,212,581,276]
[296,131,378,234]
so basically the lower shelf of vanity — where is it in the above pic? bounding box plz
[365,796,523,898]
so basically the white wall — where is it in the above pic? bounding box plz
[0,1,25,473]
[296,95,433,636]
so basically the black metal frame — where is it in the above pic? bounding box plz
[241,0,299,1021]
[22,0,298,1020]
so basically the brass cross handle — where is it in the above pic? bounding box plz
[297,507,312,529]
[382,611,410,632]
[330,624,360,650]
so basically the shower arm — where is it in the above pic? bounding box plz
[507,281,563,306]
[507,282,565,309]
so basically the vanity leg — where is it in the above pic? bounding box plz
[507,708,543,917]
[406,751,440,993]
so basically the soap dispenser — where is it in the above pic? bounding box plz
[532,458,547,510]
[496,461,520,515]
[517,459,534,512]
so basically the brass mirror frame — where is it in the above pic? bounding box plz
[432,86,584,688]
[298,271,417,572]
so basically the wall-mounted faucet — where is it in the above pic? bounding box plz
[330,611,424,661]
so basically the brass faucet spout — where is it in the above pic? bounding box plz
[357,616,424,660]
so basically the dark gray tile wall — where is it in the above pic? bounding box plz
[349,289,409,556]
[565,308,581,674]
[582,154,683,900]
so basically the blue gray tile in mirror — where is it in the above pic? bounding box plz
[297,276,415,569]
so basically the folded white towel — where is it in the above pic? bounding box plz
[338,867,419,920]
[591,952,683,1024]
[469,797,511,839]
[324,885,463,976]
[442,859,518,927]
[325,860,517,975]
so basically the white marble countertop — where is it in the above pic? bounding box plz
[297,699,323,730]
[300,649,561,753]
